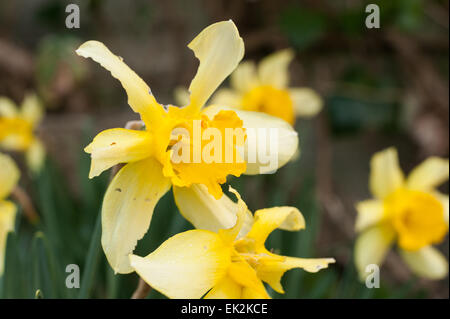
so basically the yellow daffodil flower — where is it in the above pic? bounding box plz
[0,153,20,275]
[210,49,323,125]
[0,94,45,173]
[355,147,449,280]
[130,187,335,299]
[77,21,299,274]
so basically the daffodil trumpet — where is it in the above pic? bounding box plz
[0,94,46,173]
[77,21,299,274]
[355,147,449,280]
[130,187,335,299]
[0,153,20,276]
[210,49,323,126]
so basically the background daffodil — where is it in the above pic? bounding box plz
[0,94,45,173]
[210,49,323,125]
[0,153,20,276]
[130,187,335,299]
[77,21,299,274]
[355,147,449,280]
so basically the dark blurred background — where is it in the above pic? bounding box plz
[0,0,448,298]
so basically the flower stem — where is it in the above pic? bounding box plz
[11,186,39,224]
[131,278,152,299]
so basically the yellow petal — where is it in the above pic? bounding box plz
[230,61,258,93]
[399,246,448,280]
[370,147,404,199]
[0,97,18,118]
[246,206,305,246]
[26,139,45,174]
[129,229,232,299]
[101,157,171,274]
[0,153,20,199]
[187,20,244,111]
[210,89,242,107]
[407,157,449,191]
[355,200,384,232]
[76,41,162,126]
[204,276,242,299]
[435,193,449,224]
[20,94,43,126]
[289,88,323,118]
[0,200,17,276]
[173,184,253,237]
[256,256,335,293]
[241,286,271,299]
[354,225,395,280]
[202,105,299,175]
[84,128,152,178]
[228,259,269,298]
[258,49,294,88]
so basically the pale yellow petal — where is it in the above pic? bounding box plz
[0,153,20,199]
[370,147,404,199]
[0,97,18,118]
[187,20,244,111]
[258,49,294,88]
[400,246,448,280]
[246,206,305,246]
[257,256,335,293]
[76,41,162,126]
[354,225,395,280]
[173,86,190,107]
[202,105,299,175]
[102,157,171,274]
[407,157,449,191]
[210,89,242,107]
[204,276,242,299]
[84,128,152,178]
[217,187,253,242]
[20,94,43,126]
[129,229,232,299]
[230,61,258,93]
[26,139,45,174]
[355,200,384,232]
[0,200,17,275]
[289,88,323,118]
[435,193,449,224]
[173,184,253,238]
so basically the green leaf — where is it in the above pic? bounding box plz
[279,6,327,50]
[78,211,102,299]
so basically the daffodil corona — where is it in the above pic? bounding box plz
[130,188,335,299]
[211,49,323,125]
[0,94,45,173]
[0,153,20,276]
[355,147,449,280]
[78,21,299,274]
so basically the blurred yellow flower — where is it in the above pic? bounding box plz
[355,147,449,280]
[211,49,323,125]
[0,153,20,276]
[130,188,334,299]
[0,94,45,173]
[77,21,299,274]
